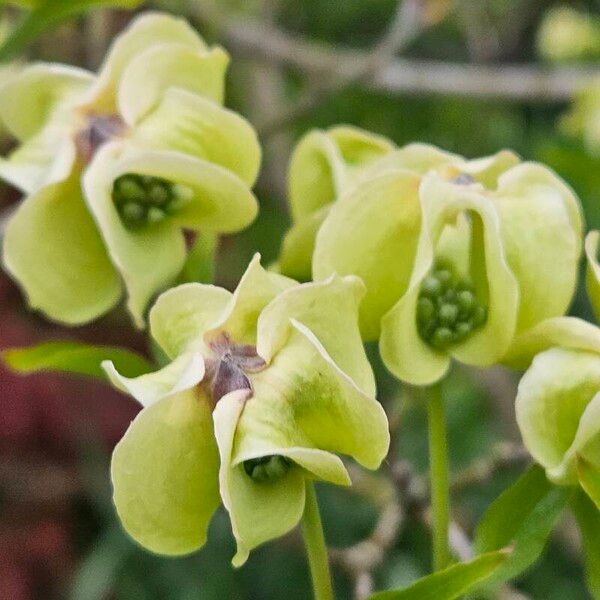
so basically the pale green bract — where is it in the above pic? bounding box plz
[278,125,396,281]
[311,140,583,385]
[586,231,600,322]
[104,255,389,565]
[515,319,600,508]
[0,12,261,327]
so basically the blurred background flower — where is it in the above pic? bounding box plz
[1,1,600,598]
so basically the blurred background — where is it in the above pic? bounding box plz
[1,0,600,598]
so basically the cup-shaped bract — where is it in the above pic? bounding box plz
[278,126,395,281]
[515,320,600,507]
[0,12,261,326]
[313,141,583,385]
[585,231,600,322]
[103,255,389,565]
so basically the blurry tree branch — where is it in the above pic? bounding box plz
[218,17,600,107]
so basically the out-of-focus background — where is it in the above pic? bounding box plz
[1,0,600,598]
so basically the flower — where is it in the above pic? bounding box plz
[312,142,583,385]
[515,317,600,507]
[536,7,600,63]
[561,82,600,157]
[103,255,389,565]
[585,231,600,322]
[277,126,395,281]
[0,12,261,326]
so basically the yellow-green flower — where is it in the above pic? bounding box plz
[585,231,600,322]
[104,255,389,565]
[515,318,600,507]
[537,7,600,63]
[278,125,395,281]
[313,142,583,385]
[1,12,261,326]
[561,82,600,156]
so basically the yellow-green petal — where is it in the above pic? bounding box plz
[206,254,296,346]
[494,163,583,333]
[380,173,519,385]
[313,170,422,341]
[586,231,600,322]
[462,150,520,189]
[83,142,186,328]
[2,175,121,325]
[150,284,232,359]
[278,206,329,282]
[118,44,229,125]
[115,147,259,233]
[504,316,600,370]
[83,11,206,111]
[0,122,76,194]
[131,87,261,187]
[0,63,92,140]
[111,388,220,555]
[241,321,389,470]
[516,348,600,485]
[257,274,375,395]
[103,352,205,408]
[288,126,394,222]
[213,389,306,567]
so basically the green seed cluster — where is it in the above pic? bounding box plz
[243,455,291,483]
[113,173,190,230]
[417,262,488,351]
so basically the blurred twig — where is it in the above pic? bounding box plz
[221,18,600,104]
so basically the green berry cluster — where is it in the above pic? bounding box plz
[243,455,292,483]
[113,173,190,230]
[417,262,488,351]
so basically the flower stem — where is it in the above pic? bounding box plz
[302,482,334,600]
[427,382,451,571]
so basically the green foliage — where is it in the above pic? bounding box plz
[367,551,510,600]
[3,340,153,379]
[474,465,572,587]
[0,0,144,60]
[572,490,600,599]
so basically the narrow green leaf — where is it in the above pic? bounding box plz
[474,465,571,586]
[578,456,600,510]
[0,0,143,61]
[177,232,217,284]
[3,340,152,379]
[368,550,510,600]
[69,525,134,600]
[572,490,600,600]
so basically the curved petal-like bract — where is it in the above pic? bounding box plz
[516,348,600,484]
[106,256,388,564]
[586,231,600,322]
[111,388,220,555]
[2,175,120,324]
[311,137,583,385]
[0,11,260,327]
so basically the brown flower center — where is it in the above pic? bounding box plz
[75,113,125,162]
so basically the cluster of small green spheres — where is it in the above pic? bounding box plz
[417,262,488,350]
[113,173,191,230]
[243,455,292,483]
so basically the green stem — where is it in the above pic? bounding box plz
[302,482,334,600]
[427,382,451,571]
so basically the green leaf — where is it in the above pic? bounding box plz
[572,490,600,600]
[367,550,510,600]
[578,456,600,510]
[177,232,217,285]
[0,0,144,61]
[473,465,572,587]
[3,340,153,379]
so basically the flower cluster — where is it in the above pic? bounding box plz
[279,138,582,385]
[104,255,389,564]
[0,13,260,326]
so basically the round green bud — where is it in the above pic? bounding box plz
[431,327,454,350]
[472,304,488,328]
[243,455,291,483]
[421,275,442,297]
[439,303,459,326]
[417,297,436,323]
